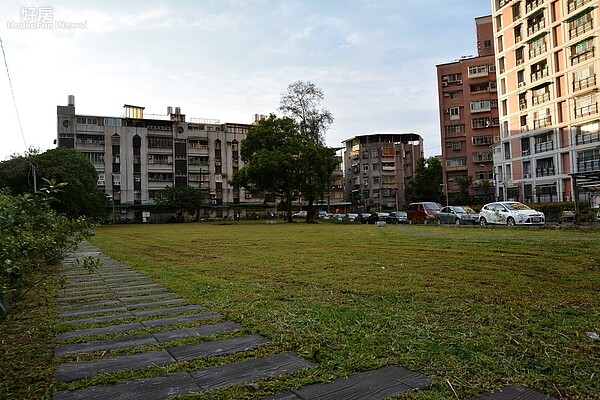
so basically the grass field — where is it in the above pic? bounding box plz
[84,222,600,399]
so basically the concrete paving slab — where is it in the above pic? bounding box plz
[110,283,162,291]
[57,293,108,302]
[58,305,128,318]
[57,313,135,326]
[133,304,204,317]
[190,352,316,391]
[119,293,176,302]
[58,299,120,310]
[153,322,243,343]
[465,384,556,400]
[54,334,157,357]
[57,322,144,341]
[125,298,187,310]
[52,372,201,400]
[55,350,176,382]
[276,366,433,400]
[168,334,270,361]
[141,312,220,328]
[113,287,170,296]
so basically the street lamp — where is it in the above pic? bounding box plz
[440,183,449,207]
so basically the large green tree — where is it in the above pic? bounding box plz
[404,157,445,206]
[153,185,205,221]
[0,148,107,220]
[279,81,335,221]
[231,115,300,223]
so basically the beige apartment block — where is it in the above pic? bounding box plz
[491,0,600,204]
[437,16,500,203]
[56,96,269,222]
[342,133,423,211]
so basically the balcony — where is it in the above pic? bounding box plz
[576,131,600,145]
[532,92,550,105]
[575,103,598,118]
[535,141,554,153]
[568,0,592,13]
[571,47,595,65]
[536,167,556,177]
[527,19,546,37]
[574,75,597,91]
[525,0,543,14]
[529,43,547,59]
[530,67,549,82]
[533,116,552,129]
[577,159,600,172]
[570,20,594,39]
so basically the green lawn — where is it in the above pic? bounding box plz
[85,222,598,398]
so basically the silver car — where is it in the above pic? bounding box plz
[436,206,479,225]
[479,202,545,226]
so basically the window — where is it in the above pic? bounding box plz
[484,40,492,48]
[363,164,369,174]
[362,178,369,186]
[575,94,598,117]
[189,156,209,165]
[529,36,547,59]
[571,39,594,65]
[189,140,209,149]
[445,124,465,137]
[148,173,173,182]
[468,65,488,77]
[76,117,99,125]
[470,100,491,112]
[472,135,494,146]
[570,11,593,39]
[112,172,121,186]
[472,118,491,129]
[83,152,104,164]
[148,136,173,148]
[97,172,105,186]
[577,148,600,172]
[373,177,380,185]
[444,74,458,82]
[371,149,378,158]
[148,154,173,164]
[449,91,458,99]
[381,147,395,157]
[104,118,121,126]
[449,107,460,120]
[575,120,600,145]
[372,163,379,171]
[446,157,467,167]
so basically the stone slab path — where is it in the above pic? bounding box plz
[53,243,555,400]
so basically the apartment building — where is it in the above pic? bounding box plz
[437,16,499,203]
[56,96,266,222]
[342,133,424,211]
[491,0,600,204]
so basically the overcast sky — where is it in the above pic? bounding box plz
[0,0,492,161]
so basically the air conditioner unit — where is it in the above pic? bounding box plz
[523,174,530,179]
[456,80,463,85]
[442,81,448,87]
[518,82,526,87]
[443,108,450,114]
[211,200,217,205]
[245,193,252,199]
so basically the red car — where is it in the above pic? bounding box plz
[407,202,442,224]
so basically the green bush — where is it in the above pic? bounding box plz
[0,182,90,316]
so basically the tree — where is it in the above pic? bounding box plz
[153,185,205,221]
[0,148,107,220]
[279,81,336,221]
[231,115,300,223]
[279,80,333,145]
[404,157,444,206]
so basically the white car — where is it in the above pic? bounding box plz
[479,202,545,226]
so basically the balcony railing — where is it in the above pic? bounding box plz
[473,153,494,163]
[575,103,598,118]
[527,19,546,36]
[525,0,543,14]
[570,20,593,39]
[535,141,554,153]
[568,0,591,13]
[532,92,550,105]
[536,167,556,177]
[577,159,600,172]
[576,131,600,145]
[571,47,595,65]
[533,116,552,129]
[530,67,549,82]
[574,75,597,91]
[530,43,547,59]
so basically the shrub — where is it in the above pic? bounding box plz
[0,182,90,316]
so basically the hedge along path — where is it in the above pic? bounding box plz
[52,243,553,400]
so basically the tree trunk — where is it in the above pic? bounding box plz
[305,198,318,223]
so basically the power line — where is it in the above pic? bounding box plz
[0,35,27,150]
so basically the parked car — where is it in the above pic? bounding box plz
[435,206,479,225]
[386,211,408,224]
[479,202,545,226]
[346,213,359,222]
[366,212,390,224]
[318,210,329,219]
[358,213,372,224]
[292,210,307,218]
[407,202,442,224]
